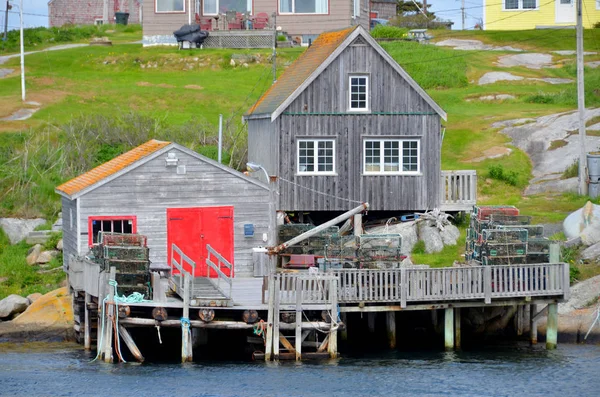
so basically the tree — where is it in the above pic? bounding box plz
[396,1,436,18]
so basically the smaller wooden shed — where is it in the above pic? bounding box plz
[55,140,274,292]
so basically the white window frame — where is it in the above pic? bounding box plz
[363,139,420,175]
[155,0,186,13]
[348,74,369,112]
[353,0,360,18]
[596,0,599,10]
[297,139,336,175]
[502,0,538,11]
[203,0,253,16]
[279,0,329,15]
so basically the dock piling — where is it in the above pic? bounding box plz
[118,325,144,362]
[84,292,91,351]
[546,303,558,350]
[295,278,302,361]
[444,308,454,351]
[265,275,275,361]
[454,308,461,349]
[103,267,116,363]
[530,304,538,344]
[328,278,338,358]
[181,273,193,362]
[386,312,396,349]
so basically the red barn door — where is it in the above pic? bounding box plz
[167,206,234,278]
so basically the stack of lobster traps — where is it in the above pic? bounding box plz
[90,232,151,298]
[466,205,552,265]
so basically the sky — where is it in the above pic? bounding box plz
[0,0,484,31]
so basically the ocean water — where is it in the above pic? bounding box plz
[0,342,599,397]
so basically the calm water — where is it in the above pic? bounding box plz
[1,343,599,397]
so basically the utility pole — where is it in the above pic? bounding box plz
[103,0,109,25]
[577,0,587,195]
[272,12,277,84]
[19,0,25,101]
[461,0,465,30]
[3,0,10,41]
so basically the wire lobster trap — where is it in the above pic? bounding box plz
[324,235,358,267]
[358,234,403,262]
[482,229,528,243]
[496,224,544,239]
[489,214,532,226]
[99,232,147,247]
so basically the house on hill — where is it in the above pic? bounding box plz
[48,0,141,27]
[244,25,476,216]
[55,139,274,299]
[141,0,369,47]
[483,0,600,30]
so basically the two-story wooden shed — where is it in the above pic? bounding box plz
[55,139,274,288]
[244,26,475,215]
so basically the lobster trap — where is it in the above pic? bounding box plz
[358,234,403,262]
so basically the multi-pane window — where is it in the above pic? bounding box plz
[364,139,420,174]
[349,75,369,111]
[88,216,136,246]
[504,0,536,9]
[279,0,329,14]
[156,0,185,12]
[298,139,335,174]
[203,0,252,15]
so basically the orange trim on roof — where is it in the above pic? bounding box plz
[247,26,357,116]
[56,139,171,197]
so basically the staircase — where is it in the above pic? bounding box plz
[170,275,232,307]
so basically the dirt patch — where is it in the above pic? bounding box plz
[31,76,57,86]
[184,84,204,90]
[156,83,175,88]
[467,146,512,162]
[549,139,568,150]
[137,81,153,87]
[0,89,68,132]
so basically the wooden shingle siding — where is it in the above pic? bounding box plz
[61,196,79,270]
[76,148,271,277]
[247,118,278,177]
[142,0,187,36]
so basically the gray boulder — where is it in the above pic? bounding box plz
[36,250,59,264]
[581,242,600,260]
[440,223,460,246]
[365,220,418,254]
[0,295,30,319]
[418,222,444,253]
[26,293,43,304]
[56,239,63,250]
[26,244,42,266]
[0,218,46,244]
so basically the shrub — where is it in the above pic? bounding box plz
[370,25,408,39]
[488,164,519,186]
[277,35,287,42]
[412,240,426,255]
[562,160,579,179]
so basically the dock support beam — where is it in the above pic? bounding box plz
[119,325,144,362]
[454,308,461,349]
[84,292,91,351]
[340,313,348,341]
[328,278,338,359]
[181,273,193,362]
[530,304,538,345]
[546,303,558,350]
[265,275,275,361]
[444,308,454,351]
[386,312,396,349]
[368,312,376,334]
[295,278,302,361]
[103,267,116,363]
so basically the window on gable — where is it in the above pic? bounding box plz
[297,139,335,174]
[156,0,185,12]
[349,75,369,111]
[504,0,537,10]
[364,139,420,174]
[279,0,328,14]
[88,216,137,246]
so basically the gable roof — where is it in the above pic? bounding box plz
[56,139,269,200]
[245,25,447,122]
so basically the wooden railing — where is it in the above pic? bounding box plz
[329,263,569,307]
[170,243,196,292]
[265,273,338,306]
[440,170,477,211]
[206,244,233,300]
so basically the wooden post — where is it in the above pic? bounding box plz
[118,325,144,362]
[484,266,492,304]
[295,278,302,361]
[367,312,376,334]
[273,275,281,360]
[340,312,348,342]
[103,267,116,363]
[265,275,275,361]
[549,243,560,264]
[530,304,538,345]
[328,278,338,359]
[400,267,407,309]
[516,305,524,336]
[181,273,193,362]
[353,214,362,236]
[454,308,461,349]
[444,308,454,351]
[386,311,396,349]
[546,303,558,350]
[97,272,107,358]
[84,292,91,351]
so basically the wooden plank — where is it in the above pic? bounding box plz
[118,325,144,362]
[104,267,116,363]
[295,277,302,361]
[273,275,281,359]
[84,293,91,351]
[328,278,338,359]
[181,273,192,363]
[279,335,296,353]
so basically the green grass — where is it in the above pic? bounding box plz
[0,229,65,300]
[370,25,408,39]
[411,225,468,268]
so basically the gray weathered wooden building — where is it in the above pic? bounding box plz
[244,26,474,213]
[55,139,273,288]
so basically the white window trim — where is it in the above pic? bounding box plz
[279,0,329,15]
[363,139,421,175]
[348,74,370,113]
[155,0,186,13]
[203,0,253,16]
[596,0,600,10]
[297,139,337,175]
[353,0,360,18]
[502,0,538,11]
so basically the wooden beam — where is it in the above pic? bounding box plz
[454,308,461,350]
[530,304,538,345]
[118,325,144,362]
[119,318,336,330]
[339,298,562,312]
[444,308,454,351]
[546,303,558,350]
[279,335,296,354]
[265,275,275,361]
[181,273,192,363]
[317,334,330,352]
[84,292,91,351]
[386,312,396,349]
[328,278,338,359]
[273,276,281,360]
[103,267,116,363]
[295,277,302,361]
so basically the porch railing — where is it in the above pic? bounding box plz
[206,244,233,300]
[264,273,338,306]
[328,263,569,306]
[440,170,477,211]
[170,243,196,297]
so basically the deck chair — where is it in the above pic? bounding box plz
[199,17,213,31]
[252,12,269,29]
[226,11,243,30]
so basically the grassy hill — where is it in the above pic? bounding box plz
[1,25,600,274]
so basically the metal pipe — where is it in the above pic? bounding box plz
[19,0,25,102]
[270,202,369,254]
[218,114,223,163]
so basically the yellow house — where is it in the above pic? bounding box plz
[483,0,600,30]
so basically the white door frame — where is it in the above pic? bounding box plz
[555,0,576,24]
